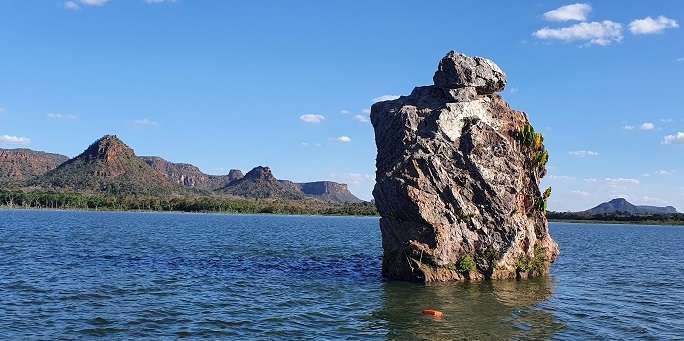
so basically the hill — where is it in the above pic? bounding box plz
[584,198,678,216]
[29,135,185,195]
[0,148,68,183]
[218,166,306,200]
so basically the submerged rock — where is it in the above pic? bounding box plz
[371,51,559,282]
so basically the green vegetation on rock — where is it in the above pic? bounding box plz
[458,255,477,274]
[516,244,546,274]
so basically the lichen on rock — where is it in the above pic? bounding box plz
[371,50,559,282]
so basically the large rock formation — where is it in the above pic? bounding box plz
[294,181,363,203]
[0,148,68,183]
[371,51,559,282]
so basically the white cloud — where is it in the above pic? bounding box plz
[64,1,80,10]
[640,122,655,130]
[372,95,400,103]
[353,114,370,123]
[605,177,640,185]
[47,113,78,120]
[0,135,31,146]
[133,118,158,127]
[336,136,351,143]
[678,57,684,62]
[584,178,598,182]
[569,150,599,157]
[80,0,109,6]
[362,108,371,114]
[571,190,591,197]
[543,3,592,22]
[330,172,372,185]
[65,0,110,10]
[663,132,684,144]
[548,175,576,181]
[0,107,5,113]
[340,110,351,115]
[629,16,679,35]
[533,21,623,46]
[299,114,325,123]
[654,169,675,176]
[623,125,635,130]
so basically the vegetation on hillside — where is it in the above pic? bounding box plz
[0,190,378,216]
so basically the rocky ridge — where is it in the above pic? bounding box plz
[371,51,559,282]
[0,148,68,183]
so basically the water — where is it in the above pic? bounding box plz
[1,210,683,340]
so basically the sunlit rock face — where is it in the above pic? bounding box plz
[371,51,559,282]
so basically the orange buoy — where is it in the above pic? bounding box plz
[422,309,444,318]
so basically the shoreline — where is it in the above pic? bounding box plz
[2,206,682,226]
[0,206,380,218]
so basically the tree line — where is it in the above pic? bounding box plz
[0,190,378,216]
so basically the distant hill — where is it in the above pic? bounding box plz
[141,156,243,191]
[584,198,678,216]
[29,135,185,195]
[218,166,306,200]
[285,181,362,203]
[0,148,68,183]
[10,135,364,203]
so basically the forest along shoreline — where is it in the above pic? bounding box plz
[1,190,683,223]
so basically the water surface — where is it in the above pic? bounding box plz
[1,210,683,339]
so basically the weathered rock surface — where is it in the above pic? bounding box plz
[0,148,68,183]
[371,51,559,282]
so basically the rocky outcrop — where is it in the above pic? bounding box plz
[141,156,236,191]
[371,51,559,282]
[218,166,306,200]
[30,135,184,195]
[295,181,362,203]
[0,149,68,183]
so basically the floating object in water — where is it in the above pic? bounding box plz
[422,309,444,318]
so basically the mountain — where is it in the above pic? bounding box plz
[29,135,184,195]
[218,166,306,200]
[0,148,68,183]
[285,181,362,203]
[584,198,678,216]
[141,156,243,191]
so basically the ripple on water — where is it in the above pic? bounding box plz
[1,212,684,339]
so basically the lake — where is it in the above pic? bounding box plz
[1,210,683,339]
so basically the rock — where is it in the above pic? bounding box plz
[227,169,244,182]
[433,51,507,94]
[371,51,559,282]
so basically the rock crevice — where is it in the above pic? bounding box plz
[371,51,559,282]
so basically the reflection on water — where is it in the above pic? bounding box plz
[375,277,565,340]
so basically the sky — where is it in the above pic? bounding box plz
[0,1,682,211]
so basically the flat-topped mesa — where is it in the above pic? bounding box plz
[371,51,559,283]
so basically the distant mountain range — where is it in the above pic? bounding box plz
[2,135,362,203]
[576,198,678,216]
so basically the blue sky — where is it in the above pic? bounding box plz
[0,1,682,210]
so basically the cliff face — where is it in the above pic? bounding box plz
[141,156,238,191]
[0,149,68,183]
[295,181,362,203]
[30,135,184,195]
[371,51,559,282]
